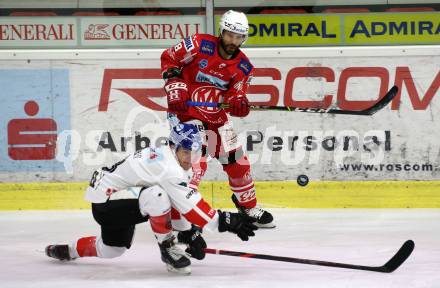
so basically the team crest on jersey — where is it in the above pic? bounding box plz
[238,58,253,76]
[145,148,163,163]
[184,37,194,51]
[199,59,208,69]
[192,86,223,114]
[200,39,215,56]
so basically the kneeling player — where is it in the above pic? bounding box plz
[45,123,257,275]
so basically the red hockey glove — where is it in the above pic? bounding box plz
[225,95,250,117]
[164,78,189,112]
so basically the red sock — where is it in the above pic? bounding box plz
[149,213,172,234]
[76,236,97,257]
[223,155,257,208]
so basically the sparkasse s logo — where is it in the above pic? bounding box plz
[0,69,71,172]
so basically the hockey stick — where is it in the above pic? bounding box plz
[187,85,398,116]
[204,239,414,273]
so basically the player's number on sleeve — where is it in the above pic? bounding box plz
[89,157,127,188]
[89,170,100,188]
[102,157,127,173]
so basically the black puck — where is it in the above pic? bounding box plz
[297,174,309,186]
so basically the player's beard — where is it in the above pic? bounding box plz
[220,38,239,56]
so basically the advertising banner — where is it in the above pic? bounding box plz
[0,48,438,181]
[0,16,205,48]
[245,14,341,46]
[242,12,440,46]
[1,12,439,48]
[344,13,440,45]
[80,16,205,47]
[0,17,77,48]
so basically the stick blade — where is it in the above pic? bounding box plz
[379,240,415,273]
[365,85,399,115]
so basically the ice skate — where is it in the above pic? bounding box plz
[158,236,191,275]
[45,245,73,261]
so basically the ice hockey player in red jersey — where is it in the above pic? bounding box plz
[45,122,257,275]
[161,10,275,228]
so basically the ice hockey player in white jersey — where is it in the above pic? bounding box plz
[45,122,258,275]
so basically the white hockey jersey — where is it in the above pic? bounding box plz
[85,145,219,230]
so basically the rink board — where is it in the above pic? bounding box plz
[0,47,439,211]
[1,181,440,210]
[0,46,439,182]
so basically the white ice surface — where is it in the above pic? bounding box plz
[1,209,439,288]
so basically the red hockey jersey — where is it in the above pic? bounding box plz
[161,33,254,125]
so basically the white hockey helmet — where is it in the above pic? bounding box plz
[219,10,249,42]
[169,122,202,152]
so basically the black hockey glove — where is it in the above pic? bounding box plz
[177,225,207,260]
[217,210,258,241]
